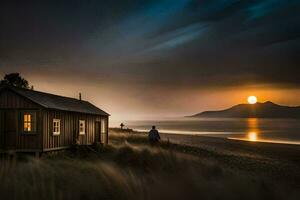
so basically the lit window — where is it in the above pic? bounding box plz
[24,113,32,132]
[22,112,36,133]
[53,119,61,135]
[79,120,85,135]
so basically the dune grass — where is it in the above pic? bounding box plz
[109,129,300,184]
[0,129,299,200]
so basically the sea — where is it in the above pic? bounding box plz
[111,118,300,145]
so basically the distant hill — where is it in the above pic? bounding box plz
[188,101,300,118]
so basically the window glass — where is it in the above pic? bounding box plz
[24,113,33,132]
[79,120,85,135]
[53,119,61,135]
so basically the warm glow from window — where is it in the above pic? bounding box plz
[79,120,85,135]
[247,96,257,104]
[24,114,32,132]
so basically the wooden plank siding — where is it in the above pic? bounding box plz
[43,110,74,150]
[0,88,109,152]
[42,111,108,151]
[15,110,43,151]
[0,89,43,151]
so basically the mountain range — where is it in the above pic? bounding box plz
[189,101,300,118]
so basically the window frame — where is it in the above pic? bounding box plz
[21,111,37,134]
[79,120,86,135]
[53,119,61,136]
[23,113,32,132]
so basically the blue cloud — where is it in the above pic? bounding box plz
[146,23,208,52]
[247,0,288,21]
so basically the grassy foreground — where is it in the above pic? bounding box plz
[0,128,299,200]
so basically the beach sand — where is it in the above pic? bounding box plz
[161,133,300,183]
[160,132,300,164]
[110,128,300,187]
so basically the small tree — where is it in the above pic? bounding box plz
[0,73,32,89]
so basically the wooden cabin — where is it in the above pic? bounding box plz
[0,85,110,154]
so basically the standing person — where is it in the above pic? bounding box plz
[120,123,125,130]
[148,126,160,145]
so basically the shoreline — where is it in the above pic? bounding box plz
[228,137,300,145]
[115,129,300,165]
[133,128,300,146]
[109,128,300,187]
[110,128,300,165]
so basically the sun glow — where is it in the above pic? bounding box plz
[248,132,257,142]
[247,96,257,104]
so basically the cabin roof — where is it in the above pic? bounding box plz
[0,85,110,116]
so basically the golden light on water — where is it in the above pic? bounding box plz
[247,96,257,104]
[248,132,257,141]
[247,118,258,142]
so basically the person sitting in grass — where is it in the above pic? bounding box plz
[148,126,160,145]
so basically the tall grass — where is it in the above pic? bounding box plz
[0,131,299,200]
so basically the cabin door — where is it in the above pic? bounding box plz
[3,111,17,150]
[95,122,101,143]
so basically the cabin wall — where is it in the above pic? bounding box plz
[42,110,108,151]
[0,89,43,151]
[0,88,109,152]
[15,110,43,151]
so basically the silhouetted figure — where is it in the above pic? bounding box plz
[148,126,160,145]
[120,123,125,129]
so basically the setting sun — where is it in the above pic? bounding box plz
[248,96,257,104]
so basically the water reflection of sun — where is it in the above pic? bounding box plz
[247,118,259,142]
[248,132,257,141]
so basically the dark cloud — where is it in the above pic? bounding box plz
[0,0,299,94]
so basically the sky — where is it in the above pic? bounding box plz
[0,0,300,121]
